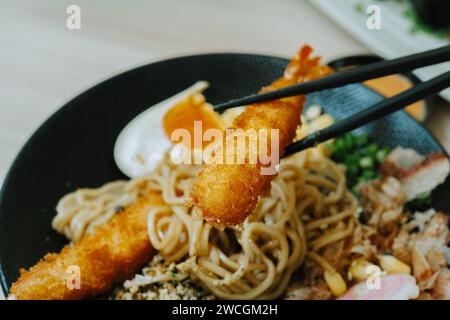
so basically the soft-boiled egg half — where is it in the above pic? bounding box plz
[114,81,225,178]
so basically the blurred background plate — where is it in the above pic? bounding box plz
[0,53,449,296]
[310,0,450,102]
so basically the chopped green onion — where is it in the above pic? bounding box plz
[354,132,369,147]
[328,131,388,190]
[366,143,379,156]
[361,170,376,180]
[359,156,374,169]
[343,133,354,150]
[334,138,345,152]
[346,164,359,177]
[376,147,390,163]
[346,152,360,164]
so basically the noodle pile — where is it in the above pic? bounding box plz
[53,175,155,242]
[53,150,357,299]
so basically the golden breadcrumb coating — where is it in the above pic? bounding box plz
[8,192,163,300]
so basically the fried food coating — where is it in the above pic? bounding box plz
[190,46,332,226]
[8,192,163,300]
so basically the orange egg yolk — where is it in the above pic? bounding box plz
[163,93,224,149]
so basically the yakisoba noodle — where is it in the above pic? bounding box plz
[53,149,357,299]
[52,175,156,241]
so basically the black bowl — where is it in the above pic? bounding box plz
[1,53,449,295]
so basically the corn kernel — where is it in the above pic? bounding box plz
[324,270,347,297]
[378,255,411,275]
[348,259,376,282]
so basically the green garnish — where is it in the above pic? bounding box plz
[403,8,448,39]
[327,132,390,189]
[359,156,374,169]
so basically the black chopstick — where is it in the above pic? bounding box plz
[282,70,450,158]
[214,45,450,112]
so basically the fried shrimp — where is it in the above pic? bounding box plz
[8,192,163,300]
[190,45,332,226]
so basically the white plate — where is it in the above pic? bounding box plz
[310,0,450,102]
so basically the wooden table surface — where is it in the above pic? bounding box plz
[1,0,449,299]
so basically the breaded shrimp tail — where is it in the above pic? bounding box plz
[8,192,163,300]
[190,45,332,226]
